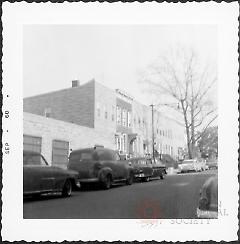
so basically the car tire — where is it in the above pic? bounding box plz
[160,172,165,180]
[102,174,112,190]
[62,179,72,197]
[144,176,150,182]
[32,193,41,200]
[126,172,134,185]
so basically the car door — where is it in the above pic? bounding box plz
[151,159,161,177]
[23,154,54,194]
[113,152,128,179]
[24,165,42,193]
[38,157,55,191]
[141,159,153,177]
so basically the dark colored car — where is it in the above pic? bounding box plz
[128,157,154,182]
[197,175,218,218]
[68,146,135,189]
[23,150,80,198]
[149,158,167,179]
[128,158,167,181]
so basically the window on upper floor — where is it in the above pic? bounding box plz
[44,107,51,118]
[116,106,122,125]
[104,105,108,119]
[96,103,101,117]
[127,111,131,127]
[122,109,127,127]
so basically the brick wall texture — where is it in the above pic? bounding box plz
[24,80,95,128]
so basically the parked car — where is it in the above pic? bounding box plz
[68,145,135,189]
[128,157,153,182]
[197,160,208,171]
[146,158,166,179]
[178,159,201,173]
[196,175,218,218]
[23,150,80,198]
[206,161,218,170]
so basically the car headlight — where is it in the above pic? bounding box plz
[198,197,209,210]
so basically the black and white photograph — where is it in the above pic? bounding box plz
[2,2,239,242]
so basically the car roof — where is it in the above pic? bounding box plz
[70,147,113,154]
[23,150,41,156]
[130,157,147,160]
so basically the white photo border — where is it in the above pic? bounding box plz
[2,2,239,242]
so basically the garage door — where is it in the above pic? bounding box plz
[23,135,42,153]
[52,140,69,167]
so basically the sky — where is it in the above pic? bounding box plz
[23,24,217,106]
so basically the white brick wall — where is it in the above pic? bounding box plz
[24,112,115,164]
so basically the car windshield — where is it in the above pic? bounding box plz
[183,160,194,164]
[23,154,48,166]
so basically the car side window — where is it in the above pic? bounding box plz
[24,155,48,166]
[97,150,114,161]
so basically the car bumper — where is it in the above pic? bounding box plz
[80,178,99,183]
[196,208,218,219]
[134,173,146,178]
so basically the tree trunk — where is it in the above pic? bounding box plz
[181,100,192,159]
[190,103,195,159]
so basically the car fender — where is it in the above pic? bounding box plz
[98,167,113,181]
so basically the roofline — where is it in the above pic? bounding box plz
[23,79,95,99]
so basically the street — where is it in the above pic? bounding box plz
[23,170,217,219]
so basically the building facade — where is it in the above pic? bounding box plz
[24,79,186,164]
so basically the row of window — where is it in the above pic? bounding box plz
[96,104,176,140]
[96,103,132,128]
[96,103,115,122]
[157,143,174,156]
[23,135,69,165]
[156,129,173,139]
[116,106,131,127]
[133,115,146,128]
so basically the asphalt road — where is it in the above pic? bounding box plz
[23,169,217,219]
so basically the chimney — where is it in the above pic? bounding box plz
[72,80,80,88]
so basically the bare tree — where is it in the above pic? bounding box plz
[140,46,217,159]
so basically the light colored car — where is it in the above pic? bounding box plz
[198,160,208,171]
[207,161,218,170]
[23,150,80,198]
[197,175,218,218]
[178,159,200,173]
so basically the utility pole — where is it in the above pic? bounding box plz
[150,104,155,162]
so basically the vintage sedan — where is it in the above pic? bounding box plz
[129,157,153,182]
[206,161,218,170]
[23,150,80,198]
[68,146,135,189]
[196,175,218,218]
[178,159,201,173]
[149,158,167,179]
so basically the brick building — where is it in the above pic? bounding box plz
[24,79,186,165]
